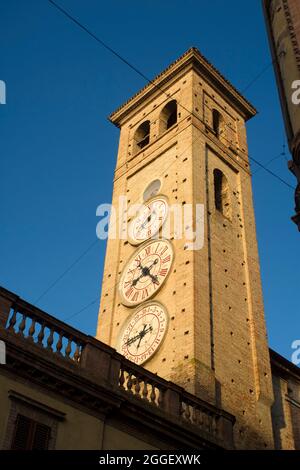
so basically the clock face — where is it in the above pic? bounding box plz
[128,195,168,245]
[118,301,168,365]
[143,179,161,201]
[119,239,174,307]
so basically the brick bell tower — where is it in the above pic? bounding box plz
[96,48,274,449]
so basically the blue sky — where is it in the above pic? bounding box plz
[0,0,298,361]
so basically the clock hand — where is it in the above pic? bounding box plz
[136,324,147,349]
[149,273,159,285]
[140,210,156,230]
[125,324,153,347]
[147,258,159,272]
[132,259,158,286]
[137,325,153,349]
[132,273,144,286]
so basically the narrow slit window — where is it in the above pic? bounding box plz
[214,169,231,219]
[212,109,226,142]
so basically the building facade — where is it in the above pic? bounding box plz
[0,48,300,450]
[263,0,300,228]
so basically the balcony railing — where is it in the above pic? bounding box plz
[0,286,234,448]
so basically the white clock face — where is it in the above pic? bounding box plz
[119,239,174,307]
[128,196,168,245]
[118,301,168,365]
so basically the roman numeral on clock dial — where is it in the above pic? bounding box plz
[119,239,174,307]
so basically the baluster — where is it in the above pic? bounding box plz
[207,413,212,433]
[73,343,81,362]
[158,387,164,408]
[46,328,54,351]
[150,383,156,404]
[18,314,26,337]
[127,373,133,393]
[142,379,148,400]
[56,332,63,355]
[37,323,45,346]
[180,401,184,417]
[119,368,125,389]
[65,338,72,358]
[184,402,191,421]
[28,319,36,341]
[198,409,204,428]
[190,405,197,424]
[134,377,141,397]
[8,309,17,332]
[211,414,218,436]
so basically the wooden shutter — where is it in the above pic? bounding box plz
[11,415,32,449]
[32,422,51,450]
[11,414,51,450]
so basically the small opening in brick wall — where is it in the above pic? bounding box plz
[182,308,185,312]
[185,260,190,265]
[171,316,175,320]
[162,358,166,362]
[124,241,128,245]
[184,331,189,335]
[183,157,188,162]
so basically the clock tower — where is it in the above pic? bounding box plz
[96,48,274,449]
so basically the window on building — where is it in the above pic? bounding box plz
[212,109,226,141]
[213,169,231,219]
[11,414,51,450]
[134,121,150,153]
[159,100,177,134]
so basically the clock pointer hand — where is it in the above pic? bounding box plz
[132,258,158,286]
[137,324,153,349]
[149,273,159,285]
[125,325,153,347]
[136,324,147,349]
[147,258,159,272]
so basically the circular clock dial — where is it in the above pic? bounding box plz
[119,239,174,307]
[118,301,168,365]
[143,179,161,201]
[128,196,168,245]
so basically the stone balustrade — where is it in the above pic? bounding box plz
[0,286,234,448]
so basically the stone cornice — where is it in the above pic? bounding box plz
[109,47,257,127]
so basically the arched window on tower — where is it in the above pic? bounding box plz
[159,100,177,134]
[213,169,231,219]
[212,109,226,142]
[133,120,150,153]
